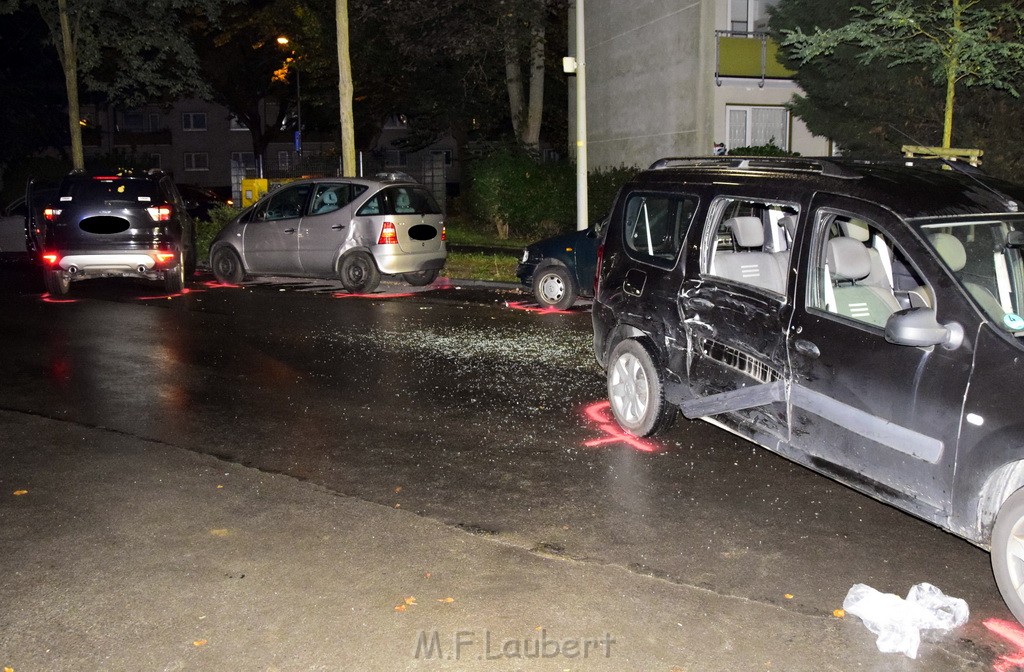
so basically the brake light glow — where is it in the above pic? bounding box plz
[441,224,446,242]
[146,205,173,222]
[42,253,60,265]
[155,252,176,264]
[378,221,398,245]
[43,208,62,222]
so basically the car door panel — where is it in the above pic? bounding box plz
[787,193,974,515]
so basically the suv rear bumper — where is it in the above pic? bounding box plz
[50,249,178,277]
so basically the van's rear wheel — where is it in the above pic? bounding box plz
[606,339,675,437]
[992,487,1024,623]
[43,269,70,297]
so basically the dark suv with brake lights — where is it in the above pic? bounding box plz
[592,156,1024,624]
[38,171,196,296]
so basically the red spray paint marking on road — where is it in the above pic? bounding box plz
[984,618,1024,672]
[581,401,659,453]
[41,294,77,304]
[138,288,199,301]
[506,300,574,315]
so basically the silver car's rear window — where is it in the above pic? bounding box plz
[357,186,442,216]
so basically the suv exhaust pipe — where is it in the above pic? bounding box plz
[67,265,78,275]
[138,265,147,274]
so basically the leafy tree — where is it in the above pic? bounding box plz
[0,0,234,170]
[780,0,1024,148]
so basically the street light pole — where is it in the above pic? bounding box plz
[277,36,302,165]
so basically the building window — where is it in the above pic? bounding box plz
[729,0,779,33]
[726,105,789,150]
[182,112,207,131]
[231,152,256,171]
[430,149,453,166]
[121,111,144,132]
[149,153,162,169]
[230,117,248,131]
[148,113,161,132]
[385,149,407,167]
[278,151,291,171]
[184,152,209,171]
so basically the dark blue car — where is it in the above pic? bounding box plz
[516,222,603,309]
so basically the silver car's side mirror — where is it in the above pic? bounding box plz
[884,307,963,350]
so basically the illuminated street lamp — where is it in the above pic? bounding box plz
[276,36,302,161]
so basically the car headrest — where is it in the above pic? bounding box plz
[828,237,872,282]
[841,218,871,242]
[778,215,798,239]
[322,191,338,205]
[928,232,966,272]
[725,216,764,248]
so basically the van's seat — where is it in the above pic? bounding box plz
[828,237,901,328]
[714,216,786,294]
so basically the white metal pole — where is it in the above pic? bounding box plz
[575,0,588,231]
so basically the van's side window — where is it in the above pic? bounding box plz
[622,193,697,268]
[702,198,798,295]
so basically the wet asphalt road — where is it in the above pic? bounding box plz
[0,257,1022,670]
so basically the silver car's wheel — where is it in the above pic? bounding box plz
[211,247,245,284]
[532,265,576,310]
[403,269,438,286]
[992,487,1024,623]
[43,269,70,296]
[339,251,380,294]
[607,339,675,437]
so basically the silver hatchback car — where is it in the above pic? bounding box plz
[209,175,446,293]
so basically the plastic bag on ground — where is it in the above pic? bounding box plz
[842,582,969,659]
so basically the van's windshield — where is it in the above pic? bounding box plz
[921,216,1024,333]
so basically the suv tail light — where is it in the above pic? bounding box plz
[43,208,62,222]
[594,243,604,295]
[146,205,173,222]
[378,221,398,245]
[42,252,60,266]
[441,224,447,242]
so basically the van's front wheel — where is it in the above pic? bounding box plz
[992,487,1024,623]
[606,339,676,437]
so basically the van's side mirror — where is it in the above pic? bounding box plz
[1006,230,1024,249]
[884,307,963,350]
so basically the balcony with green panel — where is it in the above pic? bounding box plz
[715,31,795,86]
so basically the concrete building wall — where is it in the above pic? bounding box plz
[572,0,831,170]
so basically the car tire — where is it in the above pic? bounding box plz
[164,260,186,294]
[43,269,70,297]
[606,339,676,437]
[403,269,438,286]
[339,251,381,294]
[992,487,1024,623]
[532,265,577,310]
[211,247,245,285]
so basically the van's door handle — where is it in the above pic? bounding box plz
[331,224,345,230]
[284,228,296,234]
[794,339,820,358]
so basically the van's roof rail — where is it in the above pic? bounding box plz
[648,156,863,180]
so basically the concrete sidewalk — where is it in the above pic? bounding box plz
[0,409,986,671]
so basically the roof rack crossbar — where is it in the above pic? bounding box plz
[648,156,862,180]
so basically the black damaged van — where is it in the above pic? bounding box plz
[591,156,1024,622]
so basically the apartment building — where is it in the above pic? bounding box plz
[571,0,831,169]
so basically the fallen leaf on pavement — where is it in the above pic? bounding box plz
[437,597,455,603]
[12,490,27,496]
[209,529,230,537]
[404,596,417,606]
[394,604,407,612]
[193,639,208,647]
[833,609,845,618]
[784,594,794,600]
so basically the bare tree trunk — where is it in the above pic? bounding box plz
[337,0,357,176]
[505,38,526,140]
[521,18,546,152]
[57,0,84,170]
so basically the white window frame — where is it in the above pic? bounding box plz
[229,117,249,131]
[277,151,291,171]
[385,149,408,167]
[231,152,256,171]
[184,152,209,172]
[726,105,790,151]
[728,0,778,33]
[182,112,207,131]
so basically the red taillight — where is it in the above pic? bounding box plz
[146,205,173,222]
[43,207,61,222]
[42,253,60,266]
[155,252,176,265]
[594,243,604,295]
[378,221,398,245]
[441,224,446,242]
